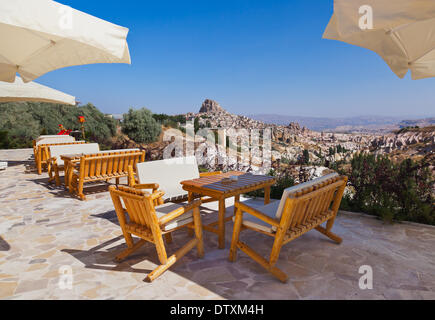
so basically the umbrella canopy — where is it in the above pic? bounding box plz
[323,0,435,79]
[0,0,131,83]
[0,77,76,105]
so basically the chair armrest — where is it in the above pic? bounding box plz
[47,157,58,165]
[134,183,160,192]
[235,202,280,227]
[200,171,223,177]
[158,199,202,226]
[150,190,165,201]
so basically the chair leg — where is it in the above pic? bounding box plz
[238,241,288,283]
[54,167,61,187]
[146,238,198,282]
[115,239,146,262]
[315,225,342,244]
[193,207,204,258]
[229,207,243,262]
[77,179,85,200]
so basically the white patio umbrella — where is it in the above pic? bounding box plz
[0,77,76,105]
[323,0,435,79]
[0,0,131,83]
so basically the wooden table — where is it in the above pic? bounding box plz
[181,171,276,249]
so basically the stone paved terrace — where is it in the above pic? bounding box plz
[1,149,435,300]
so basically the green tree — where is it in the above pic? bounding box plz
[302,149,310,165]
[194,117,200,134]
[121,107,162,143]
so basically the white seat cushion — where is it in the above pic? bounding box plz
[49,143,100,166]
[136,156,200,202]
[233,200,280,234]
[154,203,193,231]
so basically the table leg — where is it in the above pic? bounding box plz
[264,186,271,205]
[68,162,75,193]
[218,198,226,249]
[64,160,70,190]
[187,192,195,237]
[234,195,240,215]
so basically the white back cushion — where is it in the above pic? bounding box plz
[36,136,75,145]
[37,135,62,141]
[275,172,339,220]
[49,143,100,166]
[136,156,200,199]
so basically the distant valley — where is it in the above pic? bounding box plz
[248,114,435,133]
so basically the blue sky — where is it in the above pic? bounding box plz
[38,0,435,118]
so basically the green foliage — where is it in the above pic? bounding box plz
[0,102,116,149]
[302,149,310,165]
[0,131,9,149]
[341,153,435,225]
[122,108,162,144]
[194,117,200,134]
[246,170,295,200]
[152,114,186,130]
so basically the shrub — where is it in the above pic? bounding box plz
[341,153,434,225]
[246,170,295,200]
[0,102,117,149]
[121,107,162,143]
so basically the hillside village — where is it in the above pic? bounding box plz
[114,99,434,183]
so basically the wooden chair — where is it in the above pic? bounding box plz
[229,173,348,283]
[70,150,145,200]
[109,185,204,282]
[47,143,100,186]
[33,139,83,175]
[128,156,222,204]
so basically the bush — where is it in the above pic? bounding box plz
[246,170,295,200]
[341,153,434,225]
[0,102,117,149]
[121,108,162,143]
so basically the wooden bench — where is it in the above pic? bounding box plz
[229,173,348,282]
[70,150,146,200]
[47,143,100,186]
[33,136,83,174]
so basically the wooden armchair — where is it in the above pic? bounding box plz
[109,185,204,282]
[229,173,348,283]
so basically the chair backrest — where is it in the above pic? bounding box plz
[109,185,157,236]
[98,148,140,154]
[136,156,200,200]
[277,174,347,233]
[36,136,75,145]
[80,150,145,179]
[49,143,100,166]
[275,173,339,220]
